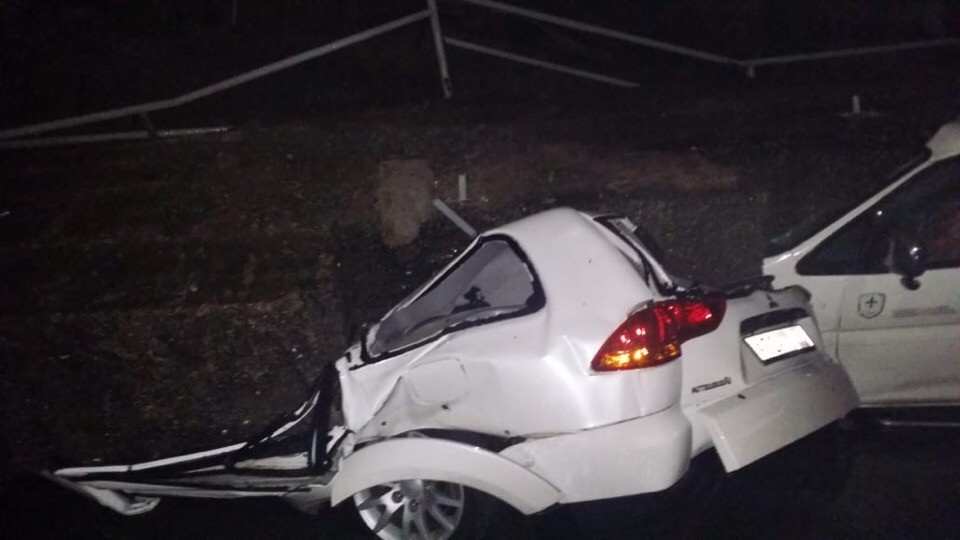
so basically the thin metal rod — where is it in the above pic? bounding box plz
[878,418,960,428]
[445,38,638,88]
[433,199,477,238]
[443,38,639,88]
[0,10,431,140]
[458,0,737,65]
[0,127,230,150]
[426,0,453,99]
[746,38,960,67]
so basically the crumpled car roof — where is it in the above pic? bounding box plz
[485,207,655,347]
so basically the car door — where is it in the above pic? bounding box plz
[796,156,960,405]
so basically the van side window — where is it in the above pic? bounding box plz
[923,197,960,267]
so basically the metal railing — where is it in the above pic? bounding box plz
[458,0,738,66]
[0,6,449,148]
[2,0,957,149]
[452,0,959,81]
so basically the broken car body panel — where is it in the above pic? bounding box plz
[53,207,858,518]
[694,360,858,471]
[344,210,681,439]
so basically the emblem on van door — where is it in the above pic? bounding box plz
[858,293,885,319]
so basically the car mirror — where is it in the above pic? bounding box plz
[890,233,926,290]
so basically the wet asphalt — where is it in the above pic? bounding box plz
[2,423,958,539]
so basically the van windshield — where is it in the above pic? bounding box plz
[764,150,930,257]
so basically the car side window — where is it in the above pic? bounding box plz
[368,237,543,357]
[798,156,960,275]
[909,169,960,268]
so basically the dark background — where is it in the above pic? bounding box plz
[1,0,958,126]
[1,1,960,538]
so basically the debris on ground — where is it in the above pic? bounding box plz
[376,159,434,247]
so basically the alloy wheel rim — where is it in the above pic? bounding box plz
[354,478,465,540]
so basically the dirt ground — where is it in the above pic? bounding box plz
[0,54,956,477]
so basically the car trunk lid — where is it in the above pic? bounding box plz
[682,283,859,471]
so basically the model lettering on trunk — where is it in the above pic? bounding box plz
[691,377,732,393]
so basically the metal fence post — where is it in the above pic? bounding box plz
[426,0,453,99]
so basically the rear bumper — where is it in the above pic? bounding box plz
[692,361,859,472]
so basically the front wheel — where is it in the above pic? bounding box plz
[353,479,496,540]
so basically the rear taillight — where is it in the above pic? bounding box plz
[591,298,726,372]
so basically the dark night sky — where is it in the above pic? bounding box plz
[2,1,956,44]
[0,1,957,125]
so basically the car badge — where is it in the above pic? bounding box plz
[858,292,885,319]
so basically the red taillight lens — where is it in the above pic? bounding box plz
[591,298,726,372]
[672,297,726,342]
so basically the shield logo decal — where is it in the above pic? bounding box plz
[858,293,885,319]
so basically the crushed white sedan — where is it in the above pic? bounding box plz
[50,208,858,539]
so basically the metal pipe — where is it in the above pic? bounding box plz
[878,418,960,428]
[0,127,230,150]
[457,174,467,202]
[433,199,477,238]
[444,38,638,88]
[745,38,960,67]
[426,0,453,99]
[0,11,431,140]
[458,0,738,65]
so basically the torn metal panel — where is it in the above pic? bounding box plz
[693,361,858,472]
[342,209,677,440]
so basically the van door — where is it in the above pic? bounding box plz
[797,156,960,405]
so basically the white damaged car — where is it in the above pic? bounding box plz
[50,208,858,539]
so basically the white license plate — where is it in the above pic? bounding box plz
[744,325,815,363]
